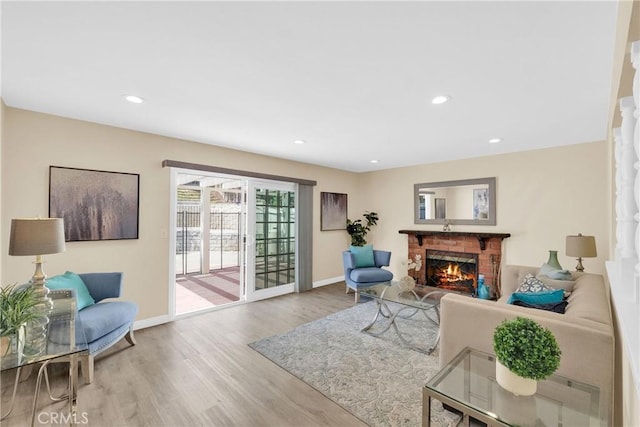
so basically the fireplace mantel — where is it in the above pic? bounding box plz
[399,230,511,250]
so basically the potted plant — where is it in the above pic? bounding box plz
[346,211,378,246]
[493,316,561,396]
[0,284,39,357]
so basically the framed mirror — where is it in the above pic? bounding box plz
[414,177,496,225]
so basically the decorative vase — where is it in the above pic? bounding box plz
[546,250,562,270]
[495,359,537,396]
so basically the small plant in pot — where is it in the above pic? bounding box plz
[493,316,561,396]
[0,284,39,357]
[346,211,378,246]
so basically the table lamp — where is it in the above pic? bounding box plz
[565,233,597,272]
[8,218,66,307]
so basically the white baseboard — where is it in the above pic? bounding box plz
[135,277,345,329]
[133,314,171,331]
[313,276,345,288]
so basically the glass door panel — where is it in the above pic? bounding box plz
[247,181,296,301]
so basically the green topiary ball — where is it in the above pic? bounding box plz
[493,316,561,381]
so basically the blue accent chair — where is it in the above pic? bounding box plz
[342,250,393,302]
[76,273,137,383]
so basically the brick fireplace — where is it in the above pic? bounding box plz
[399,230,510,295]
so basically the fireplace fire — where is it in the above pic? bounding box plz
[426,250,478,295]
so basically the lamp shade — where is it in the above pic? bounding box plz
[565,234,597,258]
[9,218,66,256]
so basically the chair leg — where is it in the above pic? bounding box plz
[354,292,360,303]
[81,354,94,384]
[125,326,137,346]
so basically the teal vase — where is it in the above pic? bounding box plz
[547,250,562,269]
[477,274,490,299]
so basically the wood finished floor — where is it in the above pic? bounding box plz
[0,283,368,427]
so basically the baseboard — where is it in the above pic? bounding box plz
[313,276,344,288]
[133,314,171,330]
[136,277,344,328]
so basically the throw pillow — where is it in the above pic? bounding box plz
[512,299,569,314]
[46,271,95,310]
[350,245,376,268]
[539,263,573,280]
[515,273,554,293]
[508,288,565,305]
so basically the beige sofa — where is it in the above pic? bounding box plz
[439,264,614,424]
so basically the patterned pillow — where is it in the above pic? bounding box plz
[515,273,554,293]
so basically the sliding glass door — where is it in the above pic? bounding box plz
[246,181,297,301]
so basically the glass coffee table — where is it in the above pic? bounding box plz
[423,347,604,426]
[358,282,450,354]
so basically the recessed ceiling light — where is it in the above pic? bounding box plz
[489,138,502,144]
[125,95,144,104]
[293,140,306,145]
[370,160,379,164]
[431,95,451,105]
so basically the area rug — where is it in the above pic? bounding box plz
[248,301,462,426]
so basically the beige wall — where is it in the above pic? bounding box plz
[362,141,609,278]
[0,107,360,320]
[1,107,609,317]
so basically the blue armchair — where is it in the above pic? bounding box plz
[75,272,137,383]
[342,250,393,302]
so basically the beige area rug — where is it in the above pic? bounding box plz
[249,301,462,426]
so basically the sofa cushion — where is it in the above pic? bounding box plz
[538,263,573,280]
[349,267,393,284]
[350,245,376,268]
[79,301,138,343]
[47,271,96,310]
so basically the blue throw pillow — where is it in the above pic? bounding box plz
[350,245,376,268]
[47,271,95,310]
[508,288,564,305]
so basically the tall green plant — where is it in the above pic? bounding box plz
[346,211,379,246]
[493,317,561,380]
[0,284,39,337]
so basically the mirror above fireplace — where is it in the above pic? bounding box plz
[414,177,496,226]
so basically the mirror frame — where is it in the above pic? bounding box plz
[414,177,496,225]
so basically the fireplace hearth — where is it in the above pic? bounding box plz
[426,250,478,295]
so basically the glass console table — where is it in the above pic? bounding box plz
[423,347,604,427]
[1,290,87,426]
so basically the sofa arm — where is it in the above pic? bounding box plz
[439,294,613,422]
[79,272,123,303]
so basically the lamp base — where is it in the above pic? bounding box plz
[575,257,585,272]
[22,257,53,357]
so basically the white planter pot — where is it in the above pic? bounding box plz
[496,359,537,396]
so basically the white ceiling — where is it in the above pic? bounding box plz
[1,1,618,172]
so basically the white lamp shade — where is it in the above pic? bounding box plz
[566,234,597,258]
[9,218,66,256]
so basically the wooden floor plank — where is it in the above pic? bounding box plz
[1,283,368,426]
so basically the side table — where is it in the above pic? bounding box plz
[423,347,604,427]
[1,290,88,426]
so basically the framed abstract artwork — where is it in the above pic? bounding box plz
[320,192,347,231]
[49,166,140,241]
